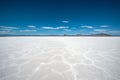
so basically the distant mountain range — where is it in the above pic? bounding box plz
[90,33,112,36]
[81,33,112,36]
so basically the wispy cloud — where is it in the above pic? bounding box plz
[20,29,37,32]
[109,30,120,33]
[100,25,109,28]
[92,28,120,35]
[62,20,69,23]
[0,26,19,34]
[28,25,36,28]
[94,29,108,32]
[0,31,15,35]
[107,30,120,35]
[0,26,19,30]
[63,29,72,32]
[0,30,10,34]
[80,25,94,29]
[41,26,53,29]
[58,26,69,29]
[41,26,69,30]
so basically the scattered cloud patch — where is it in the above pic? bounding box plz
[0,26,19,34]
[41,26,68,30]
[62,20,69,23]
[20,29,37,32]
[81,25,94,29]
[100,25,109,28]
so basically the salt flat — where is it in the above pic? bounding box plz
[0,37,120,80]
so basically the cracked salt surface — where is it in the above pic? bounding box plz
[0,37,120,80]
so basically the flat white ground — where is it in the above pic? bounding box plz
[0,37,120,80]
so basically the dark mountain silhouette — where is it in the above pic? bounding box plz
[91,33,112,36]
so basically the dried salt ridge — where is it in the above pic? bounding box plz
[0,37,120,80]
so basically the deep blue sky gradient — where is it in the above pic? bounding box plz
[0,0,120,35]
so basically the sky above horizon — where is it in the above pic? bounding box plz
[0,0,120,35]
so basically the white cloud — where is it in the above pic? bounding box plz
[94,29,108,32]
[41,27,56,30]
[62,20,69,23]
[81,25,94,29]
[20,29,37,32]
[28,25,36,28]
[41,26,68,30]
[57,26,69,29]
[100,25,109,28]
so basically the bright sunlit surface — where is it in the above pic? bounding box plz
[0,37,120,80]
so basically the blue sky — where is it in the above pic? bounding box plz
[0,0,120,35]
